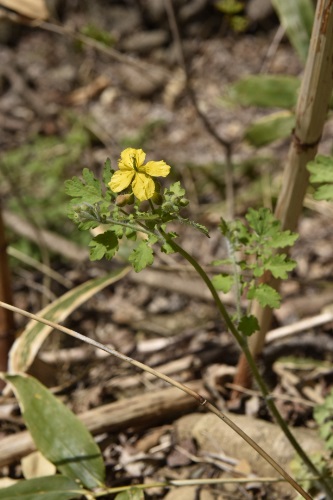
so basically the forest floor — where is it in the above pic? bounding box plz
[1,2,333,499]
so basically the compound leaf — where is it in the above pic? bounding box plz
[65,168,102,205]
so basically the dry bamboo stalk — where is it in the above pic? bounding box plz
[234,0,333,388]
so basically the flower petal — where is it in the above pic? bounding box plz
[109,170,134,193]
[132,173,155,201]
[144,160,171,177]
[119,148,146,171]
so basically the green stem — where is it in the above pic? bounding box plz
[104,217,157,238]
[160,229,332,499]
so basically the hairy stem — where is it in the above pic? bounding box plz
[103,217,153,237]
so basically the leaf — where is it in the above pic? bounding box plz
[211,258,233,266]
[176,216,210,237]
[9,267,130,374]
[271,0,314,64]
[313,184,333,201]
[270,230,298,248]
[227,75,300,108]
[212,274,234,293]
[246,207,276,237]
[215,0,243,15]
[245,111,295,147]
[64,168,102,204]
[264,254,296,279]
[89,231,119,261]
[245,208,298,250]
[129,241,154,272]
[168,181,185,198]
[238,315,259,336]
[307,155,333,201]
[1,374,105,490]
[314,388,333,449]
[0,475,84,500]
[307,155,333,182]
[248,283,281,309]
[103,157,113,186]
[161,241,176,254]
[115,489,145,500]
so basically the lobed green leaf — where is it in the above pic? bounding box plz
[247,283,281,309]
[238,315,260,336]
[264,254,296,279]
[129,241,154,272]
[102,157,113,188]
[65,168,103,205]
[212,274,234,293]
[89,231,119,261]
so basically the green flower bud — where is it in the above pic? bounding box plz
[152,192,163,205]
[74,203,99,221]
[162,201,179,213]
[179,198,189,207]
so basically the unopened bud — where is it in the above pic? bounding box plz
[152,192,163,205]
[116,193,134,206]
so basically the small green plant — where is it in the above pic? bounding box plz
[214,0,248,32]
[2,148,332,499]
[64,147,330,498]
[80,23,116,47]
[213,208,298,335]
[66,149,297,338]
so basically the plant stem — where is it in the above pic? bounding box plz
[160,229,332,499]
[103,217,153,237]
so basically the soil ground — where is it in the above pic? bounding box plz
[1,2,333,499]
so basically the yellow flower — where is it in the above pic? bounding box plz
[109,148,171,201]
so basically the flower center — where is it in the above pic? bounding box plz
[131,155,139,173]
